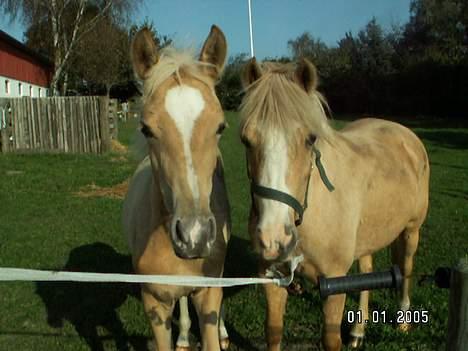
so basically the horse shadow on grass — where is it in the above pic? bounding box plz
[34,238,261,351]
[221,235,262,350]
[36,237,315,351]
[35,242,147,351]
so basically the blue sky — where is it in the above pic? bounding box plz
[1,0,411,59]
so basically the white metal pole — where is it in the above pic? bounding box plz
[248,0,255,57]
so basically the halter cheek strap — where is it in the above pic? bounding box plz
[311,145,335,192]
[249,145,334,227]
[251,179,309,226]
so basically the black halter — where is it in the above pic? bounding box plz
[248,145,335,227]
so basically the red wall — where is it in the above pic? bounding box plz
[0,40,52,87]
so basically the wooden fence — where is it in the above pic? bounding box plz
[0,96,115,154]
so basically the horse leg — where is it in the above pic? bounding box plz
[264,282,288,351]
[349,254,372,348]
[142,288,175,351]
[191,287,223,351]
[391,227,420,332]
[219,303,230,350]
[176,296,191,351]
[322,293,347,351]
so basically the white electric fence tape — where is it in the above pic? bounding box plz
[0,255,304,288]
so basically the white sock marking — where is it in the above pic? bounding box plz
[165,85,205,201]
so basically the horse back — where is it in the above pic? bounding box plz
[340,118,429,187]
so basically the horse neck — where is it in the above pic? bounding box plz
[148,157,171,219]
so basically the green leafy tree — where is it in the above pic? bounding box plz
[73,18,130,96]
[129,18,172,51]
[287,32,332,77]
[403,0,468,64]
[216,53,249,110]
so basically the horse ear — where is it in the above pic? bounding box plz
[241,57,263,89]
[295,58,318,93]
[131,28,159,80]
[199,25,227,81]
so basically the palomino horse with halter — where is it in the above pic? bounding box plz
[240,58,430,351]
[123,26,231,351]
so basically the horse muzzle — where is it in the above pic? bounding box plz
[170,215,217,259]
[257,225,298,262]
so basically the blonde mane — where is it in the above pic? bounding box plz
[240,62,334,145]
[143,46,215,101]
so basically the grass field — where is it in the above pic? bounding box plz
[0,112,467,351]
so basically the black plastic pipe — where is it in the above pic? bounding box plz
[318,265,403,299]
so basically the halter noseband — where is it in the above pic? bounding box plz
[249,145,335,227]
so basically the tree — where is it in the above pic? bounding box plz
[287,32,331,76]
[403,0,468,64]
[73,18,129,96]
[216,53,249,110]
[351,18,396,77]
[0,0,141,95]
[129,18,172,51]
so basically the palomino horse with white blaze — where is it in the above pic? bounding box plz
[240,58,430,351]
[123,26,231,351]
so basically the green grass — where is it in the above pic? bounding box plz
[0,113,466,350]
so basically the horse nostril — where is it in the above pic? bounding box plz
[208,216,216,240]
[175,219,185,243]
[258,237,268,250]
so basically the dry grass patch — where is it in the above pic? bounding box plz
[74,179,129,199]
[111,139,128,154]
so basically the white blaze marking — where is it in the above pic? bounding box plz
[165,85,205,200]
[258,132,291,228]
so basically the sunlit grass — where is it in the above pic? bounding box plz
[0,113,466,350]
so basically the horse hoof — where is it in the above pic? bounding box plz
[220,337,230,350]
[348,335,364,349]
[398,322,411,333]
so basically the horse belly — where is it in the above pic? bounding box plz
[354,188,414,258]
[353,131,428,257]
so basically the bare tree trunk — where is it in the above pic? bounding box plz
[50,0,61,96]
[49,0,112,96]
[62,71,69,96]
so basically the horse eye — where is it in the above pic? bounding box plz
[306,134,316,146]
[216,123,226,135]
[140,123,155,138]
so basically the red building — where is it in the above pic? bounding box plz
[0,30,53,97]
